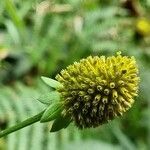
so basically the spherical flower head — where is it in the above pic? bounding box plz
[55,52,140,129]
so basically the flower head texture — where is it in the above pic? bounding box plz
[55,52,140,129]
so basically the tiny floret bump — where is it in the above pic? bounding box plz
[55,52,140,129]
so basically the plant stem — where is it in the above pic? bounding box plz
[0,110,45,138]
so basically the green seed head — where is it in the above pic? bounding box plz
[55,52,140,129]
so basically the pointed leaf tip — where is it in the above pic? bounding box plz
[41,76,63,89]
[37,91,61,105]
[40,102,62,122]
[50,115,71,132]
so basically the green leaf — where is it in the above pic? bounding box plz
[41,76,63,89]
[40,102,62,122]
[37,91,61,105]
[50,115,71,132]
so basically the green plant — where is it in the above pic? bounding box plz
[0,0,150,149]
[0,52,140,138]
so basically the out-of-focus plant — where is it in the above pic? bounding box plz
[135,18,150,37]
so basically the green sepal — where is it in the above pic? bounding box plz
[50,115,71,132]
[41,76,63,89]
[40,102,63,122]
[37,91,61,105]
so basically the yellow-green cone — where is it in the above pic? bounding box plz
[56,52,140,129]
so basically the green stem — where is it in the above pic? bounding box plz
[0,110,45,138]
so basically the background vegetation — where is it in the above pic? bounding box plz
[0,0,150,150]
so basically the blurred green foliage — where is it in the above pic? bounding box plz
[0,0,150,150]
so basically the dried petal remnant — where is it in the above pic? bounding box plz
[56,52,140,129]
